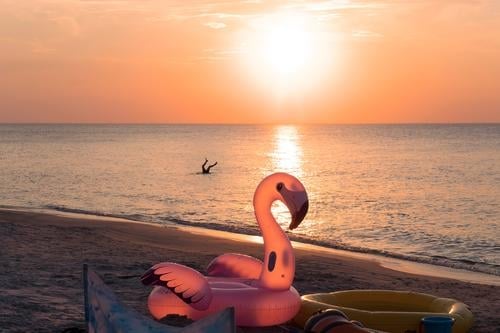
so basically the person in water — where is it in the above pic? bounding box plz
[202,158,217,174]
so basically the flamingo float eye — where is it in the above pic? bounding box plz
[276,183,284,192]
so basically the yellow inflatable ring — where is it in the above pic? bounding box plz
[293,290,473,333]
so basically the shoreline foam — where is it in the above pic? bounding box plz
[5,206,500,287]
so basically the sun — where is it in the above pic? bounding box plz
[240,12,332,95]
[261,16,313,76]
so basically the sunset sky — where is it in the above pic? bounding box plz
[1,0,499,124]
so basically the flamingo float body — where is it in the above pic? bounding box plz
[141,173,309,327]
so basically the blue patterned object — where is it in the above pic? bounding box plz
[83,264,235,333]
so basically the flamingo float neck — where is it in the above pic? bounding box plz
[253,173,299,291]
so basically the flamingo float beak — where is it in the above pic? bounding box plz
[280,186,309,230]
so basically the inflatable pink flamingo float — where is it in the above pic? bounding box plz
[141,173,309,326]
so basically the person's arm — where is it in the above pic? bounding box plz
[206,162,217,172]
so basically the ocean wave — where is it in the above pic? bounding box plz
[43,205,154,223]
[41,204,500,277]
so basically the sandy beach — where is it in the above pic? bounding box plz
[1,209,498,332]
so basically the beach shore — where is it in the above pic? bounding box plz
[0,209,498,332]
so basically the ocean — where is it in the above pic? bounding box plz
[1,124,499,276]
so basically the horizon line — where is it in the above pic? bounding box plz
[0,121,499,126]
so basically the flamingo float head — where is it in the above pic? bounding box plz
[254,172,309,230]
[274,176,309,230]
[254,172,309,290]
[278,179,309,231]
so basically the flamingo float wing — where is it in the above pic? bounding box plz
[207,253,263,279]
[85,264,235,332]
[141,262,212,311]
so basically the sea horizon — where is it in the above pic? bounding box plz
[1,122,499,125]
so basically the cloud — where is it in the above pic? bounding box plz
[31,42,57,55]
[285,0,386,12]
[352,30,383,39]
[204,21,227,29]
[200,47,245,61]
[140,0,388,29]
[51,16,81,37]
[165,12,247,22]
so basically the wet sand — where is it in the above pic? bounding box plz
[0,209,498,332]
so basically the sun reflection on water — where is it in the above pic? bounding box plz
[272,125,303,177]
[271,125,304,227]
